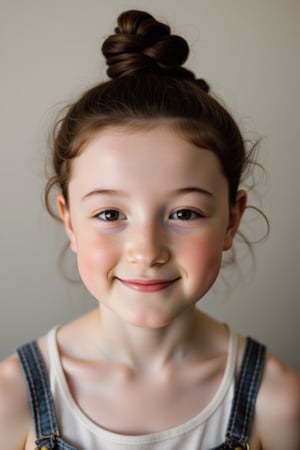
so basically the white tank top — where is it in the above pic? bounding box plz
[48,327,238,450]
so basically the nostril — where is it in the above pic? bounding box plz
[126,243,170,266]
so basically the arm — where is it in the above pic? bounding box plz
[0,354,32,449]
[256,354,300,450]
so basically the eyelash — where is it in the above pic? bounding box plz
[97,210,126,221]
[95,208,204,222]
[169,209,203,221]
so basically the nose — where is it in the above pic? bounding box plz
[126,222,170,267]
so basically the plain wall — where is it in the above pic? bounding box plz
[1,0,299,372]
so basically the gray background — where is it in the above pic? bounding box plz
[1,0,299,372]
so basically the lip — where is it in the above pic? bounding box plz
[116,277,180,293]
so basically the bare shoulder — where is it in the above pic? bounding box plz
[255,352,300,450]
[0,353,32,448]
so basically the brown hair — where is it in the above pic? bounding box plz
[45,10,259,223]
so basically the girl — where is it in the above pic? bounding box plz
[0,10,299,450]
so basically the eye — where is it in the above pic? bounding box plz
[170,209,202,221]
[97,209,126,221]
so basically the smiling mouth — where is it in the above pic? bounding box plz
[116,278,180,293]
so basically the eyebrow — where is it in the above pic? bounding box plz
[82,187,214,201]
[82,189,126,201]
[174,187,215,198]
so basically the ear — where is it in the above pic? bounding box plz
[57,194,77,253]
[223,190,247,251]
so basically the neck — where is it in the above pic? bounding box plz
[94,306,204,373]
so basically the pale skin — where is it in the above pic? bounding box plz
[0,125,299,449]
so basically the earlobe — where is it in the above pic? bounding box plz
[56,194,77,253]
[223,190,247,251]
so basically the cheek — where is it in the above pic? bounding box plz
[180,226,225,262]
[75,235,118,292]
[176,229,226,292]
[182,238,223,271]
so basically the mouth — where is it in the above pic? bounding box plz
[116,277,180,293]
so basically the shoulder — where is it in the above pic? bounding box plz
[0,353,32,448]
[255,352,300,449]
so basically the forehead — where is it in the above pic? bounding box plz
[69,124,226,193]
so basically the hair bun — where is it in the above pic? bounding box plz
[102,9,208,90]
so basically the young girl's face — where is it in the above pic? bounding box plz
[58,125,245,328]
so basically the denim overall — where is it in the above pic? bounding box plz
[17,336,265,450]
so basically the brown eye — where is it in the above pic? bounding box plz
[98,210,125,221]
[170,209,201,220]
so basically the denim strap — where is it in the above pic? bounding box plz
[224,337,266,448]
[17,341,60,449]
